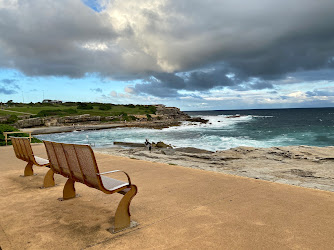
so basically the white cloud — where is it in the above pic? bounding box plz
[110,90,117,97]
[81,42,108,51]
[0,0,18,9]
[124,86,135,94]
[287,91,306,99]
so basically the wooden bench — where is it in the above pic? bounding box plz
[11,137,55,188]
[43,140,138,233]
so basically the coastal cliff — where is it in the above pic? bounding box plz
[13,105,191,132]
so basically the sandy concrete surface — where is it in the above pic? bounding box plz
[0,144,334,249]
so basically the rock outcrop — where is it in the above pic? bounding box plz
[186,117,209,123]
[15,117,44,128]
[155,105,190,120]
[14,114,102,128]
[13,105,192,129]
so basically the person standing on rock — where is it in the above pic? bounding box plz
[145,139,152,152]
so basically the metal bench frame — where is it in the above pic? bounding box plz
[43,140,138,233]
[11,137,55,188]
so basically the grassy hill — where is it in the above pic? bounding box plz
[0,102,157,119]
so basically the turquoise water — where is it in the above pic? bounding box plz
[36,108,334,151]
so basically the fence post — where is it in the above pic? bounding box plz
[2,131,33,145]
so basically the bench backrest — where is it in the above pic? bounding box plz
[43,141,102,189]
[11,137,35,163]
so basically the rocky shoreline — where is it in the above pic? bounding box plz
[94,144,334,192]
[16,105,204,134]
[12,104,333,193]
[21,119,184,135]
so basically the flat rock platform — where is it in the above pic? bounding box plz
[0,144,333,249]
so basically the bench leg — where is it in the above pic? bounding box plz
[114,185,138,233]
[62,179,76,200]
[24,162,34,176]
[43,169,55,188]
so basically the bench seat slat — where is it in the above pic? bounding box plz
[34,156,49,166]
[100,175,128,192]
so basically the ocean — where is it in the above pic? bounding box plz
[35,108,334,152]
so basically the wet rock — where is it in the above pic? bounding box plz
[114,142,146,147]
[161,148,175,155]
[155,141,172,148]
[226,115,241,118]
[174,147,214,154]
[289,169,315,178]
[186,117,209,124]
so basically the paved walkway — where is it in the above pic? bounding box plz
[0,109,33,115]
[0,144,333,249]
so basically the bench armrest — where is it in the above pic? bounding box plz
[97,170,132,186]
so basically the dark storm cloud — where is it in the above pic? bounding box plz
[0,86,17,95]
[250,81,274,90]
[306,90,334,97]
[132,67,273,97]
[1,78,19,88]
[1,0,334,94]
[1,79,15,84]
[0,78,20,94]
[289,69,334,82]
[0,0,120,78]
[133,77,182,98]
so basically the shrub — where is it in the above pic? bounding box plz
[77,102,93,110]
[129,115,137,121]
[148,106,157,114]
[37,109,62,117]
[124,115,137,121]
[0,124,18,134]
[0,115,18,124]
[6,115,18,124]
[0,124,41,146]
[63,102,77,106]
[40,103,55,107]
[36,109,78,117]
[146,114,152,121]
[98,104,112,110]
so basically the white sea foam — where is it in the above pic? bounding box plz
[36,116,283,152]
[37,112,324,151]
[163,115,253,132]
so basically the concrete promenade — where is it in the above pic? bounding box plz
[0,144,333,249]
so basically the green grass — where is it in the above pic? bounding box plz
[2,103,157,117]
[36,108,78,117]
[5,105,75,115]
[0,109,31,116]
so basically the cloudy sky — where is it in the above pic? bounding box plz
[1,0,334,110]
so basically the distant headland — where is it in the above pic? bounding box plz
[0,101,205,134]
